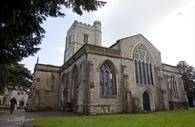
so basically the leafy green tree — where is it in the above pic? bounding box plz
[7,62,33,89]
[0,64,8,93]
[177,61,195,107]
[0,63,32,93]
[0,0,106,64]
[0,0,106,93]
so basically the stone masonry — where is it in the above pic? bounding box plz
[28,21,188,114]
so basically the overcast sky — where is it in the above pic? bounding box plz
[21,0,195,72]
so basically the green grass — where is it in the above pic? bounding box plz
[33,108,195,127]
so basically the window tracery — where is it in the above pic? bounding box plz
[100,61,116,96]
[134,44,153,85]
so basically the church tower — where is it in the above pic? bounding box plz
[64,20,102,62]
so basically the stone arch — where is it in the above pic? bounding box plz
[142,91,150,111]
[132,43,153,63]
[97,59,118,74]
[141,88,155,111]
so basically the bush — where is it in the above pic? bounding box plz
[0,105,10,110]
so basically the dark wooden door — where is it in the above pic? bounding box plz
[143,92,150,111]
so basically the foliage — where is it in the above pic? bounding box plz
[0,64,8,93]
[0,0,106,64]
[0,0,106,92]
[177,61,195,106]
[0,63,32,93]
[33,109,195,127]
[7,62,33,89]
[0,105,10,111]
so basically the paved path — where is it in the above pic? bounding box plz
[0,109,75,127]
[0,109,25,127]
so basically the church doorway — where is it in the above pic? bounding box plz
[142,91,151,111]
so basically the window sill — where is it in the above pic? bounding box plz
[137,84,153,86]
[100,95,117,98]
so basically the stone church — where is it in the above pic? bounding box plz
[28,20,188,114]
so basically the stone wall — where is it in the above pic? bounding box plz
[162,63,189,110]
[117,34,162,67]
[87,53,124,114]
[61,36,188,114]
[61,54,88,114]
[28,64,60,111]
[29,22,188,114]
[85,36,163,114]
[116,34,164,112]
[64,20,102,62]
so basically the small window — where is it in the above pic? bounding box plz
[83,34,88,43]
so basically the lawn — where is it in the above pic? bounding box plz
[33,108,195,127]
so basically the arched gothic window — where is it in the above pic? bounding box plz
[100,61,116,96]
[170,75,178,98]
[133,44,153,85]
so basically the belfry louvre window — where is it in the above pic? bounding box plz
[133,44,153,85]
[83,34,88,43]
[100,61,116,96]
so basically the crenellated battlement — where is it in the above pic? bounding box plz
[64,20,102,62]
[74,20,92,27]
[67,20,101,33]
[74,20,101,27]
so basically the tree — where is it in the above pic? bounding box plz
[7,62,33,89]
[0,64,8,93]
[0,62,33,93]
[0,0,106,64]
[177,61,195,107]
[0,0,106,93]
